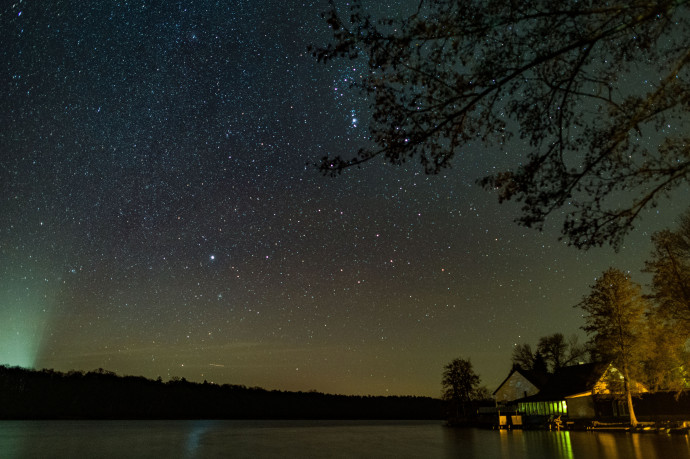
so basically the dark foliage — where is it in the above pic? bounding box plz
[645,209,690,331]
[441,357,482,421]
[577,268,648,425]
[0,366,442,420]
[537,333,589,372]
[311,0,690,248]
[511,344,536,372]
[512,333,589,373]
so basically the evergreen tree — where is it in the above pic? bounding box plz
[532,351,549,375]
[577,268,647,426]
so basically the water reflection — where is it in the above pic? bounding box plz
[497,428,518,457]
[1,421,689,458]
[495,428,575,459]
[595,432,623,458]
[456,427,690,459]
[554,431,574,459]
[0,420,25,457]
[184,420,214,458]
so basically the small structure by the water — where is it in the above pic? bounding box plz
[488,362,689,429]
[516,362,611,421]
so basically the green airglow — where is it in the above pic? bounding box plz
[0,288,52,369]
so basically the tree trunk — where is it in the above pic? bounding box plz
[623,370,638,427]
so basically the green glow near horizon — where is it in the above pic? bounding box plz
[0,289,52,369]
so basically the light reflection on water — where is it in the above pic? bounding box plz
[185,420,213,456]
[495,429,574,459]
[556,431,574,458]
[1,420,689,458]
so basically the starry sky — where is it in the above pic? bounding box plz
[1,1,688,397]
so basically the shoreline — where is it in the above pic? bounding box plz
[447,418,690,434]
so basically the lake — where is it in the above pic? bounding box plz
[1,420,689,458]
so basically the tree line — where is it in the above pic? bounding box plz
[443,210,690,425]
[0,366,442,420]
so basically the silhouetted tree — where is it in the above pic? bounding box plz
[513,333,589,373]
[577,268,647,426]
[537,334,569,372]
[442,357,481,421]
[511,343,535,371]
[312,0,690,248]
[565,334,591,366]
[532,351,549,375]
[537,333,589,372]
[473,385,493,402]
[645,209,690,332]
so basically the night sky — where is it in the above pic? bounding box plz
[1,1,687,397]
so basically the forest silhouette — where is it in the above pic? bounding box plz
[0,365,442,420]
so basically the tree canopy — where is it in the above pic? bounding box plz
[537,333,589,372]
[577,268,648,425]
[642,312,689,392]
[646,208,690,331]
[511,343,537,371]
[441,357,482,419]
[512,333,588,373]
[312,0,690,248]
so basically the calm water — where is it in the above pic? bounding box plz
[1,420,689,458]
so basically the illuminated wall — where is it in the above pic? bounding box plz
[564,395,596,419]
[518,400,568,417]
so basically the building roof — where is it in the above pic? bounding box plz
[492,367,550,396]
[517,362,609,402]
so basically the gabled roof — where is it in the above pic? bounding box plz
[492,367,550,395]
[518,362,609,401]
